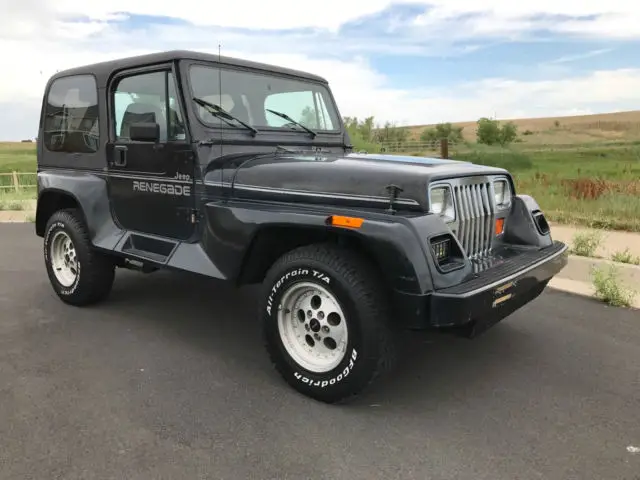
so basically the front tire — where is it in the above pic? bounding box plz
[43,209,115,306]
[260,243,396,404]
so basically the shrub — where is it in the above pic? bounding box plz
[570,230,603,257]
[476,117,519,146]
[591,264,636,308]
[611,249,640,265]
[561,178,640,200]
[420,123,464,143]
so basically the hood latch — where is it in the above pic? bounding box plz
[385,184,404,214]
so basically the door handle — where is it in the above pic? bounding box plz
[114,145,128,167]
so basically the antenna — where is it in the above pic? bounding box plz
[218,43,223,156]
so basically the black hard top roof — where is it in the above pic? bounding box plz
[49,49,328,84]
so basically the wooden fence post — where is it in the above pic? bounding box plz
[440,138,448,159]
[12,171,20,193]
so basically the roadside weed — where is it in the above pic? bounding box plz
[611,248,640,265]
[591,264,636,308]
[570,230,603,257]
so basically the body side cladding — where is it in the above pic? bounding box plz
[36,170,125,250]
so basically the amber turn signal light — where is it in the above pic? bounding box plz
[495,218,505,235]
[327,215,364,229]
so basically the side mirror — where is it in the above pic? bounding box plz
[129,122,159,142]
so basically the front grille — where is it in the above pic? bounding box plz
[453,181,496,259]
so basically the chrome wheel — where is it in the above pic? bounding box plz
[49,230,78,287]
[277,281,349,373]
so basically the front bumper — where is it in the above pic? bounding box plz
[395,241,569,335]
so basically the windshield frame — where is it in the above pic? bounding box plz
[184,60,343,136]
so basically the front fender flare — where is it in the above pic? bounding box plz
[201,202,443,295]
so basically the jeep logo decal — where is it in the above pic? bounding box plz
[133,180,191,196]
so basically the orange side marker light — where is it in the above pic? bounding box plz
[327,215,364,229]
[495,218,505,235]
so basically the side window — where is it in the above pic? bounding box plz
[113,70,186,142]
[44,75,99,153]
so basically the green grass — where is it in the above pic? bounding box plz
[449,142,640,232]
[0,143,37,173]
[0,143,38,200]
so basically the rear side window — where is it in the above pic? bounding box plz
[43,75,99,153]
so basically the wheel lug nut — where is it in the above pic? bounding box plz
[322,326,330,333]
[314,333,321,341]
[318,312,325,320]
[305,324,310,331]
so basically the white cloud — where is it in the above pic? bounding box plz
[412,0,640,40]
[2,0,640,140]
[549,49,613,64]
[5,0,640,37]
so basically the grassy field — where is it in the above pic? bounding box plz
[406,109,640,145]
[0,142,38,208]
[450,144,640,232]
[2,111,640,232]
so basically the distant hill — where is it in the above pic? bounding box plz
[404,110,640,145]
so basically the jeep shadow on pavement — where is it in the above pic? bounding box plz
[34,50,568,403]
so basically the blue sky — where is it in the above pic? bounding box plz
[3,0,640,140]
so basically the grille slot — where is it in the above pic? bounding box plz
[453,182,495,259]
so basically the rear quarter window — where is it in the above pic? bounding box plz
[43,75,99,153]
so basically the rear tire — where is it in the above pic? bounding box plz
[43,209,115,306]
[260,243,396,404]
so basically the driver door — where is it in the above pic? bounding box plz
[106,65,195,240]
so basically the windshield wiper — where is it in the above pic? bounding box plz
[193,97,259,136]
[265,108,317,138]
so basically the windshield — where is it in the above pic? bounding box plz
[188,64,340,133]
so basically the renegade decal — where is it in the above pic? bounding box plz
[133,180,191,196]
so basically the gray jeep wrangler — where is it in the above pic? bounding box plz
[35,50,568,403]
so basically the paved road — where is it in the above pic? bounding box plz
[1,223,639,480]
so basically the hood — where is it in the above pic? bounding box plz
[220,151,509,212]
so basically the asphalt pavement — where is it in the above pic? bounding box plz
[1,223,639,480]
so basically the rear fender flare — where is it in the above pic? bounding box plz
[36,171,124,250]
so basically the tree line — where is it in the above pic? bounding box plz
[342,115,519,151]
